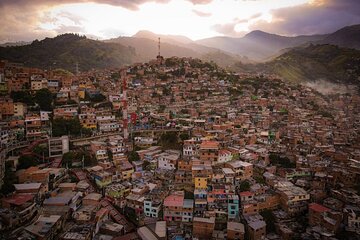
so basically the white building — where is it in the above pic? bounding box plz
[218,149,232,164]
[48,135,69,158]
[157,150,180,170]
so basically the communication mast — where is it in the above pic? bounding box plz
[156,37,163,65]
[121,71,129,140]
[158,37,161,57]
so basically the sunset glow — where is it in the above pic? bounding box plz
[1,0,360,42]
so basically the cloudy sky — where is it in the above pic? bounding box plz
[0,0,359,43]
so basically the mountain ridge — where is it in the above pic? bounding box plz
[232,44,360,90]
[0,34,136,72]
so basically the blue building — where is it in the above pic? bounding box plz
[228,194,239,220]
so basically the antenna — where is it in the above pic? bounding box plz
[158,37,161,57]
[121,71,129,140]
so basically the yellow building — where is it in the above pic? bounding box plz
[119,160,135,180]
[122,168,134,180]
[14,102,27,116]
[195,176,207,189]
[78,90,85,99]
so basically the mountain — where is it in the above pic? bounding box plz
[197,31,327,61]
[106,36,201,62]
[2,25,359,75]
[107,31,251,67]
[132,30,193,44]
[0,33,136,72]
[131,30,219,55]
[197,24,360,62]
[232,44,360,87]
[0,41,31,47]
[319,24,360,49]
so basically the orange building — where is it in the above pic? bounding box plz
[0,98,14,119]
[227,222,245,240]
[192,217,215,239]
[199,141,219,163]
[178,158,192,171]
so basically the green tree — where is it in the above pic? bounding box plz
[180,109,189,114]
[10,91,34,105]
[34,88,53,111]
[279,108,288,114]
[159,105,166,113]
[162,87,171,96]
[128,151,140,163]
[0,162,17,195]
[269,154,295,168]
[33,145,49,157]
[260,209,276,233]
[159,132,180,150]
[165,58,177,67]
[85,92,106,103]
[17,155,39,170]
[355,183,360,195]
[107,150,113,162]
[231,153,239,161]
[239,180,250,192]
[179,132,190,141]
[254,176,266,184]
[62,151,97,168]
[62,152,76,168]
[143,160,151,170]
[52,117,82,137]
[184,190,194,199]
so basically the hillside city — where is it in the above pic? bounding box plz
[0,53,359,240]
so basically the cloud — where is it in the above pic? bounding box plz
[212,22,246,37]
[57,12,85,25]
[0,0,171,11]
[249,0,360,36]
[0,0,170,42]
[187,0,213,4]
[55,25,86,34]
[0,4,54,42]
[212,13,262,36]
[192,9,212,17]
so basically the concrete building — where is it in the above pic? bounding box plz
[48,136,69,158]
[228,194,240,220]
[163,191,193,223]
[13,102,27,117]
[276,181,310,215]
[199,141,219,164]
[144,198,162,218]
[192,217,215,239]
[244,214,266,240]
[227,222,245,240]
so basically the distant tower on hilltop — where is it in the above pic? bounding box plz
[121,71,129,140]
[156,37,164,65]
